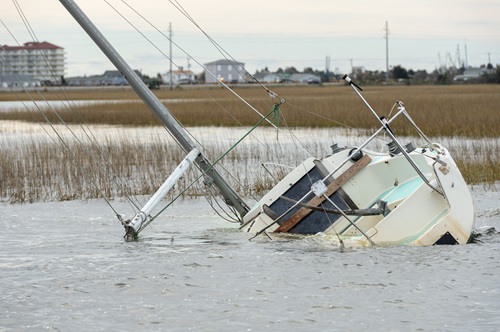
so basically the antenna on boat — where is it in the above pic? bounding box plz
[342,75,443,194]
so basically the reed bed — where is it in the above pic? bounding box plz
[1,84,499,204]
[451,141,500,187]
[2,84,500,137]
[1,127,499,204]
[0,134,289,204]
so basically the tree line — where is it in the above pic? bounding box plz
[254,63,500,85]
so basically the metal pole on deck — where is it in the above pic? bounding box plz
[59,0,249,217]
[343,75,442,195]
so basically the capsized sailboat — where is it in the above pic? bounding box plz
[240,87,475,246]
[60,0,475,246]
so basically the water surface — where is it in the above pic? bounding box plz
[1,192,499,331]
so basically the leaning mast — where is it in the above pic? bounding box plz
[59,0,249,218]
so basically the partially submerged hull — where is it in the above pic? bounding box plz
[57,1,475,245]
[241,144,475,246]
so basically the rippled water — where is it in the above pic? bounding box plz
[1,189,500,331]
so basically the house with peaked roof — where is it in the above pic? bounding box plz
[0,41,65,84]
[204,59,245,84]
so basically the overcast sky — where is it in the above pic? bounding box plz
[2,0,499,77]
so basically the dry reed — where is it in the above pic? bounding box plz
[2,84,500,137]
[1,130,499,204]
[1,84,499,204]
[0,135,283,204]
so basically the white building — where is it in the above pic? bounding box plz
[0,41,65,84]
[0,73,40,88]
[204,59,245,84]
[453,67,496,81]
[254,71,284,83]
[162,69,195,85]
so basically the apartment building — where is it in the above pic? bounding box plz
[0,41,65,84]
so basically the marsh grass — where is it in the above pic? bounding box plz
[2,84,500,136]
[1,84,499,203]
[451,141,500,187]
[0,134,288,204]
[1,128,499,204]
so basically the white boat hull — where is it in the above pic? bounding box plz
[241,145,475,246]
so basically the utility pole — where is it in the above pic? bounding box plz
[325,55,330,81]
[384,21,389,83]
[169,22,173,90]
[464,44,468,68]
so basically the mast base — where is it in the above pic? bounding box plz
[122,219,138,241]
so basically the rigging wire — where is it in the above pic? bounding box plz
[116,0,318,163]
[113,0,318,175]
[9,0,146,213]
[319,201,346,249]
[111,0,321,159]
[104,0,273,203]
[0,75,124,218]
[168,0,274,94]
[104,0,321,223]
[4,2,141,216]
[5,0,388,236]
[138,103,283,233]
[108,0,279,129]
[164,0,366,156]
[163,0,318,157]
[5,0,241,227]
[166,0,398,152]
[0,53,122,217]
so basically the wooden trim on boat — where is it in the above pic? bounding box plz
[314,159,358,210]
[274,154,372,233]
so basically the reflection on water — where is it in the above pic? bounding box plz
[1,119,498,154]
[1,197,499,331]
[0,100,112,111]
[0,99,207,112]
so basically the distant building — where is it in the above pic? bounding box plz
[162,69,195,85]
[0,73,40,88]
[65,70,144,86]
[253,71,321,84]
[288,73,321,84]
[351,66,365,79]
[254,71,284,83]
[454,67,496,81]
[204,59,245,84]
[0,41,65,85]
